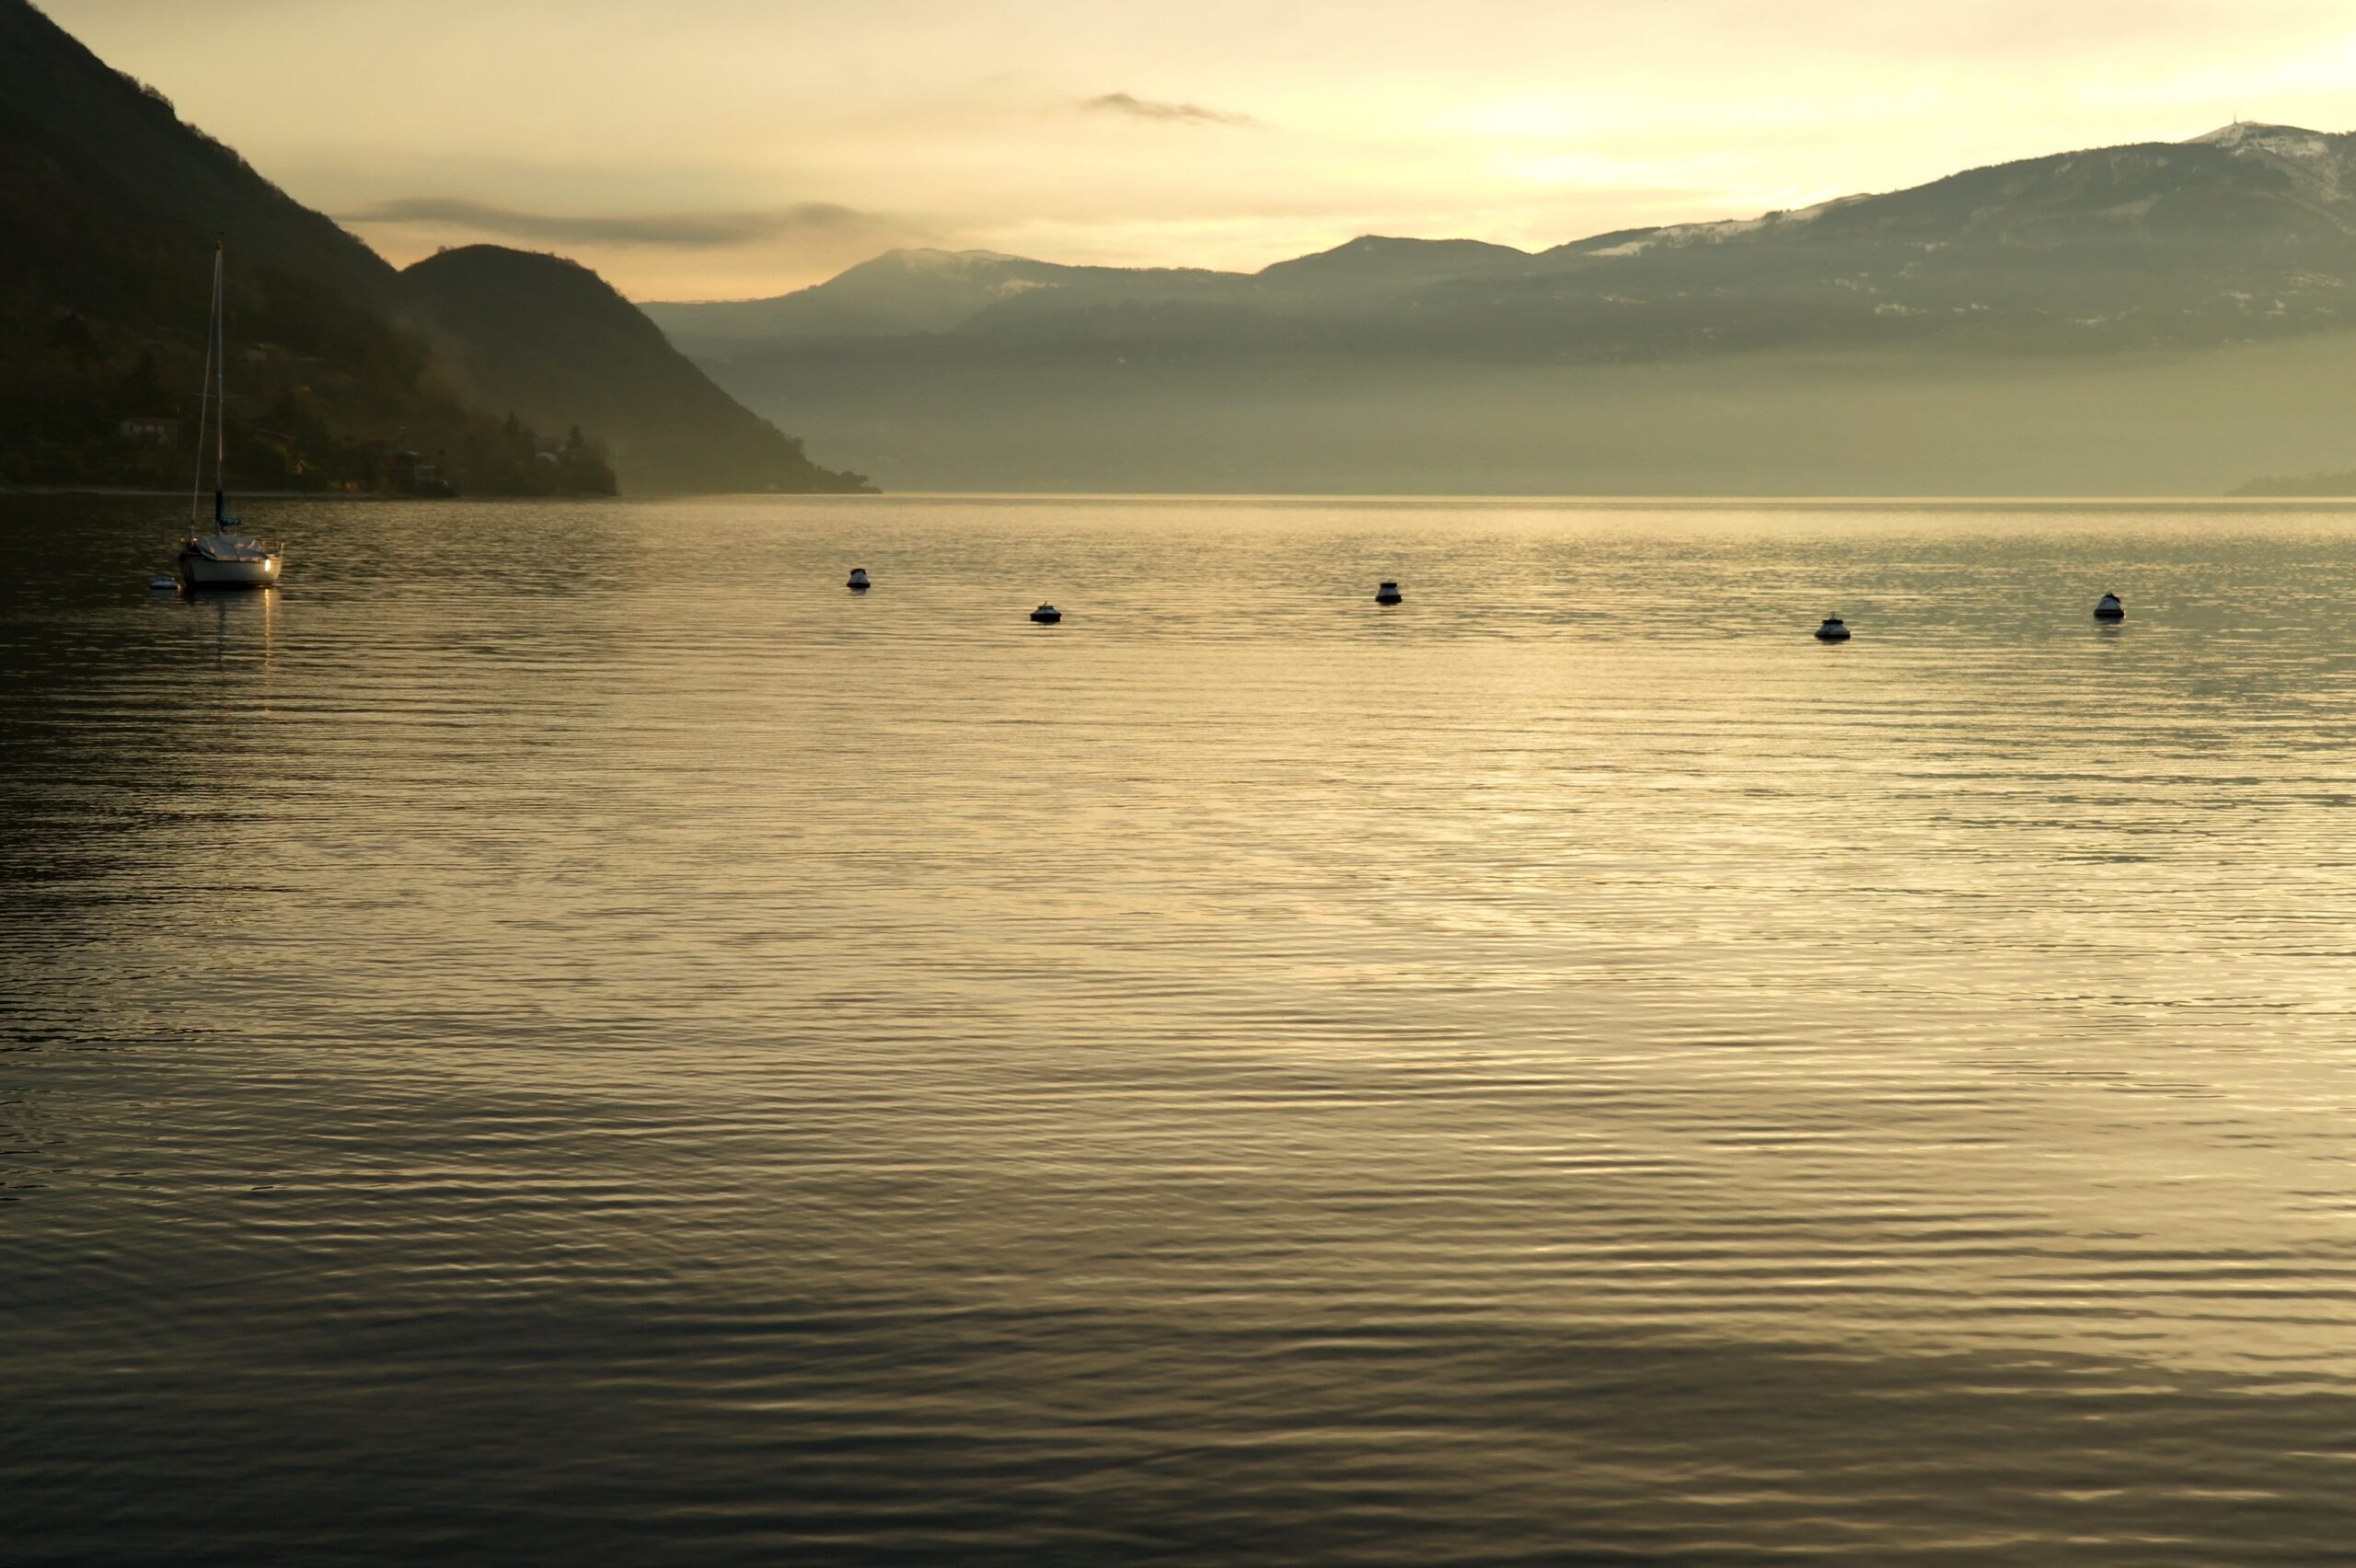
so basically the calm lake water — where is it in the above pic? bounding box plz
[7,493,2356,1565]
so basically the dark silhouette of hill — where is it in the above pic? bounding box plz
[652,124,2356,494]
[0,0,491,490]
[0,0,861,495]
[0,0,393,315]
[404,247,868,494]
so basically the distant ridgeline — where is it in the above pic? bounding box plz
[645,124,2356,497]
[2232,470,2356,497]
[0,0,871,496]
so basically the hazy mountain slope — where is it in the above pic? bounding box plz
[1475,124,2356,357]
[1731,123,2356,251]
[670,124,2356,362]
[641,248,1242,353]
[709,327,2356,496]
[1253,236,1541,298]
[643,238,1546,353]
[403,247,871,494]
[645,251,1068,343]
[669,123,2356,493]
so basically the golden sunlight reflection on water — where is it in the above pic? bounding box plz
[6,494,2356,1563]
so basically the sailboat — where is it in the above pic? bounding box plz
[176,242,283,590]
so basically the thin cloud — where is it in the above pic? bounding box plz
[341,197,883,249]
[1083,92,1259,128]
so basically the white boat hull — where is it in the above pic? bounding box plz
[179,548,282,588]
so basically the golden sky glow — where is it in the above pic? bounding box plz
[41,0,2356,299]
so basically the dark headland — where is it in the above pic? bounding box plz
[0,0,872,498]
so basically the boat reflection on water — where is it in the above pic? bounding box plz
[176,581,279,686]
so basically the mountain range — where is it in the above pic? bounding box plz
[16,0,2356,502]
[648,123,2356,495]
[0,0,869,497]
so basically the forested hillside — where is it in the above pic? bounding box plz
[0,0,865,496]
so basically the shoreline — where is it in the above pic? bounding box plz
[0,486,860,502]
[14,484,2356,506]
[0,485,391,500]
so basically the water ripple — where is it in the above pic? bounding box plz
[7,495,2356,1563]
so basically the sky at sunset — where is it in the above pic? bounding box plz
[40,0,2356,300]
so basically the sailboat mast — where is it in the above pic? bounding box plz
[189,241,221,532]
[212,243,227,521]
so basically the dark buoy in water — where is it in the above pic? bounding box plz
[847,567,871,591]
[1030,604,1062,625]
[1815,616,1851,642]
[2094,592,2124,620]
[1375,581,1403,605]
